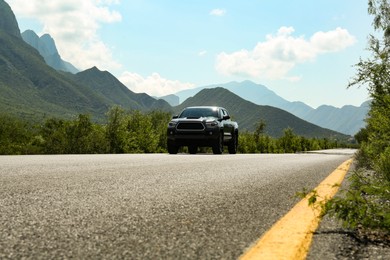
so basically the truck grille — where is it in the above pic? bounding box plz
[177,122,204,130]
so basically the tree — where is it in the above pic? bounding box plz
[279,128,300,153]
[106,106,127,153]
[65,114,108,154]
[149,111,172,152]
[40,118,67,154]
[0,114,32,154]
[66,114,93,154]
[124,111,158,153]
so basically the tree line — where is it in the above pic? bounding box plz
[0,106,353,155]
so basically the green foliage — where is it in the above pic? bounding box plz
[323,0,390,234]
[0,110,352,155]
[124,110,158,153]
[354,127,369,144]
[324,170,390,231]
[106,106,127,153]
[105,107,171,153]
[0,114,34,154]
[149,110,172,152]
[39,114,108,154]
[375,146,390,182]
[39,118,67,154]
[237,124,347,154]
[278,128,299,153]
[296,188,319,207]
[0,28,171,123]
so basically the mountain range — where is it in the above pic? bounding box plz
[0,0,171,122]
[172,81,369,135]
[0,0,353,140]
[174,88,349,139]
[22,30,79,74]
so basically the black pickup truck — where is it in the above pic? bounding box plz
[167,106,238,154]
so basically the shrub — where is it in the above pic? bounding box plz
[0,114,33,155]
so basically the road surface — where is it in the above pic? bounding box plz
[0,151,355,259]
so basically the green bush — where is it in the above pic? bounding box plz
[105,106,127,153]
[123,111,158,153]
[324,169,390,231]
[38,115,109,154]
[237,124,345,154]
[375,146,390,183]
[0,114,34,155]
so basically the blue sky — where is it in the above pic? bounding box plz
[8,0,373,108]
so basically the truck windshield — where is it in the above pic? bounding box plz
[179,108,219,119]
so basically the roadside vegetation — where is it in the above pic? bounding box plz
[302,0,390,240]
[0,106,353,155]
[0,107,171,155]
[237,120,348,153]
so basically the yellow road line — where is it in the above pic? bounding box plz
[240,159,354,260]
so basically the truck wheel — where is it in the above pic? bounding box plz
[167,141,179,154]
[228,132,238,154]
[212,133,223,154]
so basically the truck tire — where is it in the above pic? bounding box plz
[212,133,223,154]
[228,132,238,154]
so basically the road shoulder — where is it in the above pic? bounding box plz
[307,164,390,259]
[240,159,353,259]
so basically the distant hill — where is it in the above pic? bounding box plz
[75,67,172,112]
[0,0,171,122]
[22,30,79,74]
[304,101,369,136]
[158,94,180,106]
[174,88,349,139]
[174,80,368,135]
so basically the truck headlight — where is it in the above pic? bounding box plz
[168,121,177,127]
[206,121,218,128]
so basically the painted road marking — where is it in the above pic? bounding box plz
[240,159,353,260]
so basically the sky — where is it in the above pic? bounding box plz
[7,0,374,108]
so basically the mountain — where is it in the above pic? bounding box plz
[304,101,370,135]
[74,67,172,111]
[0,1,170,122]
[0,27,107,120]
[0,0,20,38]
[174,88,349,139]
[175,80,295,108]
[21,30,79,73]
[174,81,368,135]
[158,94,180,106]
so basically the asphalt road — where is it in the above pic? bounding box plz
[0,151,354,259]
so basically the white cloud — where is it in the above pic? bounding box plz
[198,50,207,57]
[210,9,226,17]
[119,72,195,97]
[8,0,122,71]
[216,26,356,80]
